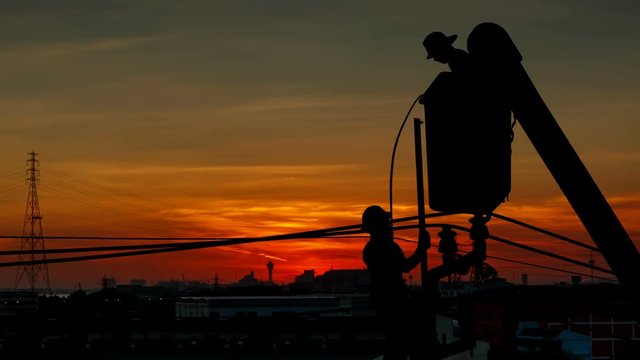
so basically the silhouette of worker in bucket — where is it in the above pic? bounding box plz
[423,31,471,74]
[361,205,434,359]
[420,28,513,215]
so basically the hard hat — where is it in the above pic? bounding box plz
[423,31,458,59]
[361,205,391,233]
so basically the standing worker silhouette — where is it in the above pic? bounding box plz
[361,205,431,359]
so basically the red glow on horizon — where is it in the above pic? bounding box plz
[2,190,638,288]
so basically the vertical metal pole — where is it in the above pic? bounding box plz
[415,117,441,359]
[413,118,429,284]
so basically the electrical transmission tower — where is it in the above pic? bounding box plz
[15,151,51,293]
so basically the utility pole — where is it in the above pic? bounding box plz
[15,152,51,294]
[413,118,430,285]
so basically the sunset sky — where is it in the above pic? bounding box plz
[0,1,638,289]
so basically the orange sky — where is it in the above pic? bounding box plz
[0,1,639,289]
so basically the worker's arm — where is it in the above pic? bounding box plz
[402,233,429,272]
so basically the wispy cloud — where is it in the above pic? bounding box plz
[91,164,365,176]
[221,95,406,114]
[0,34,176,63]
[590,151,640,163]
[222,247,288,262]
[166,200,361,238]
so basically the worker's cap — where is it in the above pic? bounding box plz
[423,31,458,59]
[361,205,391,232]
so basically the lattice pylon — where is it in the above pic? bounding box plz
[14,151,51,293]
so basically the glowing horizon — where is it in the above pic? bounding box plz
[1,1,638,289]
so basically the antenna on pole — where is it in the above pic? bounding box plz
[14,151,52,294]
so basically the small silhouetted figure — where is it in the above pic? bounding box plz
[422,31,471,74]
[361,205,431,359]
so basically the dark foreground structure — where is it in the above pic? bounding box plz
[0,288,384,360]
[2,281,638,359]
[0,316,384,360]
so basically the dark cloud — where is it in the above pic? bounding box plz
[0,0,163,46]
[533,1,640,39]
[0,0,131,14]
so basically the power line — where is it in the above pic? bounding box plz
[0,206,619,280]
[404,223,615,275]
[0,235,372,256]
[0,241,209,256]
[40,180,172,231]
[0,220,615,279]
[41,167,200,233]
[0,209,598,261]
[0,167,26,180]
[491,212,599,253]
[0,212,450,241]
[42,172,172,218]
[0,183,28,197]
[43,167,177,212]
[459,250,618,283]
[0,231,351,268]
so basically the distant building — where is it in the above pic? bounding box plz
[155,279,210,293]
[116,284,167,300]
[237,271,258,286]
[177,294,373,319]
[313,269,370,293]
[437,314,490,360]
[225,271,279,289]
[291,269,369,294]
[464,283,638,359]
[131,279,147,287]
[175,301,209,318]
[0,291,39,317]
[571,275,582,286]
[517,322,590,360]
[101,275,117,289]
[294,270,315,284]
[438,278,509,298]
